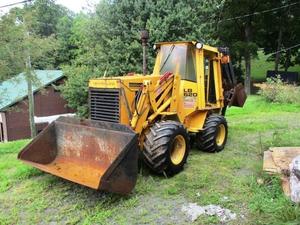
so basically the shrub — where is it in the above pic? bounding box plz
[259,76,300,104]
[60,66,102,118]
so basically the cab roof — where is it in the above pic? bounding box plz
[155,41,219,53]
[156,41,196,46]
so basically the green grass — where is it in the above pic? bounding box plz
[0,139,42,193]
[252,51,300,82]
[1,96,300,224]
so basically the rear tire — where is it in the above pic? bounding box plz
[196,114,228,152]
[143,121,190,175]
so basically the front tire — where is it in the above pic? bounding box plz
[143,121,190,175]
[196,114,228,152]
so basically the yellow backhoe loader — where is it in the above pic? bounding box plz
[18,41,247,194]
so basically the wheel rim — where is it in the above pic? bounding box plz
[216,124,226,146]
[170,135,186,165]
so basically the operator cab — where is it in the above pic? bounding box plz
[153,42,197,82]
[153,41,221,106]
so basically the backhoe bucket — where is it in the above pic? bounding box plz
[18,117,139,194]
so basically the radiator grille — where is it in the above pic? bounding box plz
[90,89,120,123]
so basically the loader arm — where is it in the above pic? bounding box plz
[130,73,179,133]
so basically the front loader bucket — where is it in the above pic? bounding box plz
[18,117,139,194]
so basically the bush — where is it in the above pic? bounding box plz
[259,76,300,104]
[60,66,102,118]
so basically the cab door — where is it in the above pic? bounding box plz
[197,49,223,110]
[177,45,199,121]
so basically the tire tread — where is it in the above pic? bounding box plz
[196,114,227,153]
[143,120,189,174]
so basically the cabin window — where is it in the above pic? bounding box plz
[204,56,216,104]
[158,44,197,82]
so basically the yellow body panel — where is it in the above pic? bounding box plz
[177,80,198,121]
[89,41,227,136]
[89,79,120,89]
[184,111,208,133]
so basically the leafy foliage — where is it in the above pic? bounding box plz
[260,0,300,71]
[59,66,101,117]
[60,0,223,114]
[0,0,73,82]
[0,8,57,79]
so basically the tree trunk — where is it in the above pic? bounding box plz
[284,49,291,72]
[26,56,36,138]
[244,54,251,95]
[24,23,36,138]
[244,24,252,95]
[275,27,282,73]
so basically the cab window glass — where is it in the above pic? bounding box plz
[185,46,196,81]
[158,44,196,82]
[159,45,186,77]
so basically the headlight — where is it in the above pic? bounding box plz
[195,42,203,49]
[153,44,157,50]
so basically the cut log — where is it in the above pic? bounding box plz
[263,147,300,173]
[263,150,279,173]
[271,147,300,172]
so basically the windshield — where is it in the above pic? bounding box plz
[158,44,196,81]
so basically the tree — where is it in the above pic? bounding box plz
[0,8,56,137]
[60,0,223,116]
[60,66,95,117]
[29,0,69,37]
[260,0,300,72]
[215,0,267,94]
[55,15,77,66]
[23,0,73,68]
[0,8,26,81]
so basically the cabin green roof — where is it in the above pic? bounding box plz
[0,70,64,111]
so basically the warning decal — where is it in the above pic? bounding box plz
[184,96,196,109]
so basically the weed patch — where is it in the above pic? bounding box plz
[259,76,300,104]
